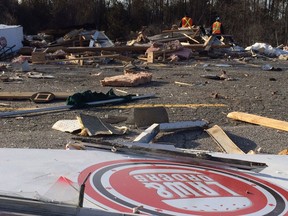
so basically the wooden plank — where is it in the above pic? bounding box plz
[182,33,200,44]
[227,112,288,132]
[205,125,245,154]
[174,81,194,86]
[204,35,215,51]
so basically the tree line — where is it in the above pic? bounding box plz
[1,0,287,47]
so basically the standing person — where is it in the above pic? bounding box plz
[179,13,193,28]
[211,17,224,35]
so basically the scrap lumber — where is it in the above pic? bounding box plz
[205,125,245,154]
[19,46,145,56]
[175,81,193,86]
[278,149,288,155]
[203,35,234,51]
[227,112,288,132]
[19,43,231,56]
[133,123,160,143]
[32,54,119,64]
[203,35,214,51]
[181,32,200,44]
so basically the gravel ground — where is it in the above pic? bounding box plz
[0,56,288,154]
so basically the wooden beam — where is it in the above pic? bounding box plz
[206,125,245,154]
[227,112,288,132]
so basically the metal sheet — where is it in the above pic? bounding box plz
[0,148,287,215]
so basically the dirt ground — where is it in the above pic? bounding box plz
[1,55,288,154]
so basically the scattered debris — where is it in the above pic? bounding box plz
[65,143,86,150]
[12,55,31,71]
[261,64,282,71]
[132,205,143,214]
[175,81,193,86]
[0,91,155,118]
[201,70,235,81]
[53,114,128,136]
[0,102,10,107]
[26,71,55,79]
[245,42,288,57]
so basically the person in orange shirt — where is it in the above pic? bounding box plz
[211,17,224,35]
[179,13,193,28]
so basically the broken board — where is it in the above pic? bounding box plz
[206,125,245,154]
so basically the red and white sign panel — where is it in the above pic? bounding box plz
[79,159,288,215]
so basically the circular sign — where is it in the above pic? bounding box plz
[78,159,288,215]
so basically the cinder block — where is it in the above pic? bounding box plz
[133,106,169,128]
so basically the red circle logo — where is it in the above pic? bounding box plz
[79,159,288,215]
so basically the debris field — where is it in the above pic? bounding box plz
[1,27,288,155]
